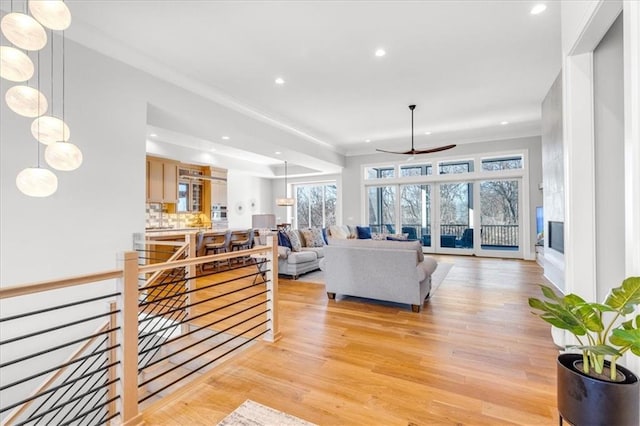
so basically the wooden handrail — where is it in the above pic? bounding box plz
[0,270,123,300]
[138,245,273,274]
[1,318,113,425]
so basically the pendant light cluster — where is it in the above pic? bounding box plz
[1,0,79,198]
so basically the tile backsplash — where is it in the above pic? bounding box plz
[145,203,209,229]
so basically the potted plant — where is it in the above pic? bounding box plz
[528,276,640,426]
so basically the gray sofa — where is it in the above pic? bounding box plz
[319,238,438,312]
[277,245,323,279]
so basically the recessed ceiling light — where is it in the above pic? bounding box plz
[149,133,157,137]
[275,151,282,155]
[275,77,285,85]
[375,48,386,57]
[221,136,230,140]
[500,121,509,125]
[530,4,547,15]
[424,131,432,135]
[365,139,371,143]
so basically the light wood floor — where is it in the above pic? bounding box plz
[142,255,560,425]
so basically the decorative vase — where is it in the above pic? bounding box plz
[557,353,639,426]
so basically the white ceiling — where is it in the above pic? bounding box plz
[64,0,561,171]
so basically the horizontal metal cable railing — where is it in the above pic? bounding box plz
[0,273,123,426]
[0,235,280,425]
[134,233,278,408]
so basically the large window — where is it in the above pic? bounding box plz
[295,183,337,228]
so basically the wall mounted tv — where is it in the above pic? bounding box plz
[548,221,564,254]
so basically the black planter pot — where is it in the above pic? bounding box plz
[557,353,639,426]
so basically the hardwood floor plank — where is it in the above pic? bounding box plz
[142,255,560,425]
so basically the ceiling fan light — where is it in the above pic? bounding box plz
[1,12,47,51]
[5,85,48,117]
[29,0,72,30]
[45,141,83,171]
[16,167,58,197]
[0,45,35,82]
[31,115,70,144]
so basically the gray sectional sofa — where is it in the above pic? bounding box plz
[319,238,438,312]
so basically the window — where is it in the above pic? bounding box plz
[481,156,523,171]
[438,160,473,175]
[400,164,432,176]
[295,183,337,228]
[367,186,396,233]
[365,166,395,179]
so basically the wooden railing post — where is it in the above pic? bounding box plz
[264,236,281,342]
[115,251,141,425]
[182,232,196,334]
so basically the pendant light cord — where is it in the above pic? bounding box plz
[37,50,41,168]
[62,30,66,141]
[283,161,288,197]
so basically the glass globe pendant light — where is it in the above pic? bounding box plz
[5,84,48,117]
[16,166,58,197]
[29,0,72,31]
[1,12,47,51]
[31,115,69,144]
[0,45,34,81]
[45,140,82,170]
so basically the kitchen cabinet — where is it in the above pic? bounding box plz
[146,157,178,203]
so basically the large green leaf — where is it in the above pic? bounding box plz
[529,293,589,335]
[611,329,640,356]
[605,277,640,314]
[567,296,603,332]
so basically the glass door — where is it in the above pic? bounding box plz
[479,179,521,256]
[400,184,432,247]
[367,186,396,234]
[438,182,473,251]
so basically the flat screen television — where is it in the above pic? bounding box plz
[549,221,564,254]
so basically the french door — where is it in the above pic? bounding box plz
[367,178,523,258]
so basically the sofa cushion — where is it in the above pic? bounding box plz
[300,227,325,247]
[286,229,303,251]
[278,230,292,249]
[356,226,372,239]
[287,250,317,264]
[328,224,350,239]
[301,247,324,259]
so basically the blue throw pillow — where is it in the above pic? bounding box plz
[322,227,329,245]
[278,230,292,249]
[356,226,372,239]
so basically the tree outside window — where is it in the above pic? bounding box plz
[295,183,337,228]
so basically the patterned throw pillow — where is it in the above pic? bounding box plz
[301,227,325,247]
[386,233,409,241]
[278,230,292,249]
[285,229,302,251]
[371,232,386,240]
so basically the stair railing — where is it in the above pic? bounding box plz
[0,236,279,425]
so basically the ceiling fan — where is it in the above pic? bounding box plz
[376,105,456,155]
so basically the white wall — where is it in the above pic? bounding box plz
[594,14,625,302]
[227,171,273,229]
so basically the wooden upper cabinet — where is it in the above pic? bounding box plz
[163,162,178,203]
[146,156,178,203]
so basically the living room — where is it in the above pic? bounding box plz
[1,1,639,424]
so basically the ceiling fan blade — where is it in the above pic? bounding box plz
[411,144,457,154]
[375,148,413,155]
[376,144,456,155]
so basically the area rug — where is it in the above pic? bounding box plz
[217,399,316,426]
[430,262,453,295]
